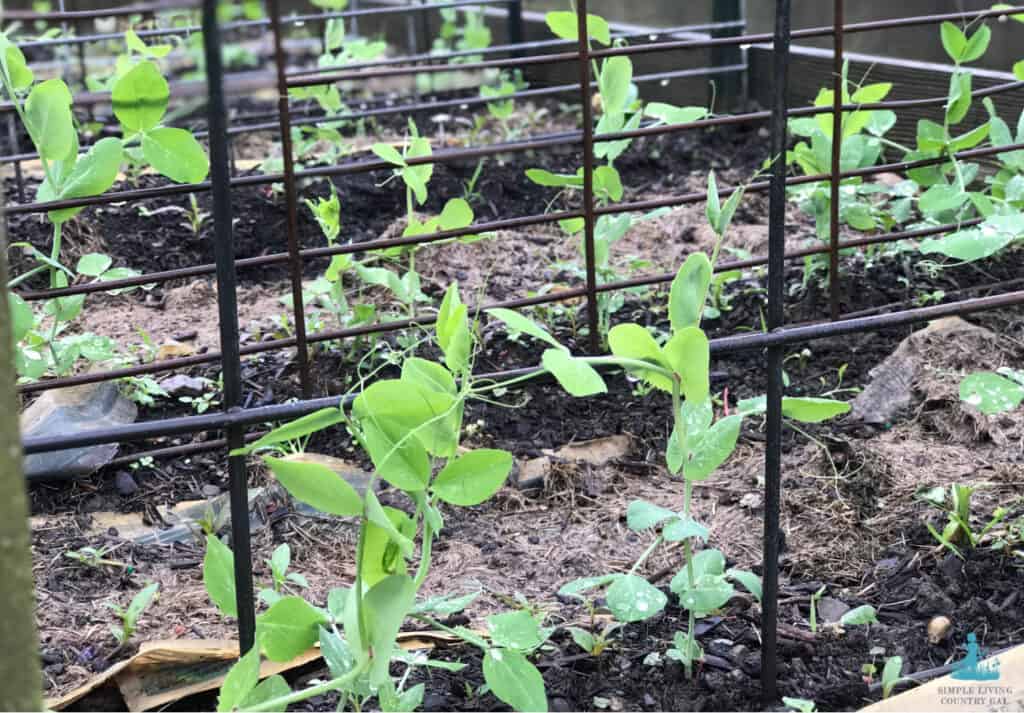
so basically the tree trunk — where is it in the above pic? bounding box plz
[0,217,42,711]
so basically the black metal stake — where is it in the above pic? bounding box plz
[268,0,313,399]
[576,0,600,353]
[762,0,791,703]
[200,0,256,653]
[829,0,844,321]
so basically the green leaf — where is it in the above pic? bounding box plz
[483,649,548,713]
[961,24,991,63]
[669,253,713,331]
[960,371,1024,414]
[598,56,632,116]
[354,378,458,459]
[436,284,471,374]
[663,516,709,543]
[25,79,74,160]
[882,656,903,699]
[361,506,414,587]
[9,294,33,344]
[568,627,596,654]
[112,61,169,132]
[783,697,818,713]
[0,37,33,89]
[948,122,990,152]
[412,591,479,616]
[142,127,210,183]
[593,164,623,202]
[240,675,291,710]
[606,574,667,622]
[607,323,672,391]
[705,172,721,233]
[919,184,968,216]
[1015,59,1024,81]
[726,569,762,602]
[487,307,562,349]
[365,490,414,557]
[488,610,546,652]
[203,535,237,618]
[126,581,159,622]
[263,455,363,516]
[840,604,878,626]
[372,143,405,166]
[920,227,1013,262]
[364,574,417,686]
[643,103,707,126]
[125,28,173,58]
[544,10,610,45]
[44,137,124,222]
[438,197,474,230]
[232,407,345,455]
[217,648,260,713]
[432,449,513,506]
[684,414,742,481]
[401,357,456,396]
[542,348,607,397]
[524,168,583,189]
[557,574,621,600]
[626,500,677,531]
[780,397,851,423]
[76,253,113,277]
[940,22,967,63]
[661,327,710,404]
[946,71,972,125]
[361,416,432,492]
[257,596,329,662]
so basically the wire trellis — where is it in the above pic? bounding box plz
[6,0,1024,701]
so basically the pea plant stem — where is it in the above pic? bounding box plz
[245,661,370,712]
[671,374,698,680]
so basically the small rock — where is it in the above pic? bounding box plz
[816,597,851,623]
[551,697,573,712]
[202,484,221,497]
[155,340,195,360]
[158,374,208,398]
[172,330,198,341]
[928,615,953,644]
[115,471,139,496]
[739,492,762,509]
[707,638,735,659]
[642,694,657,708]
[729,668,746,682]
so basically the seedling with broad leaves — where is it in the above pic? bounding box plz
[1,31,209,380]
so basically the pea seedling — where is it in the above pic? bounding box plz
[108,582,159,647]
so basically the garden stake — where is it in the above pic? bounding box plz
[268,0,313,399]
[201,0,256,652]
[575,0,601,353]
[762,0,792,702]
[829,0,844,321]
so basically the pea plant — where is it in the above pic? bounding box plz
[108,582,160,648]
[526,9,706,345]
[369,122,476,318]
[206,284,554,712]
[525,179,849,678]
[786,61,900,249]
[1,33,209,380]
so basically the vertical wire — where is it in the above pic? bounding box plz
[829,0,844,320]
[200,0,256,652]
[761,0,791,702]
[576,0,600,353]
[268,0,313,398]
